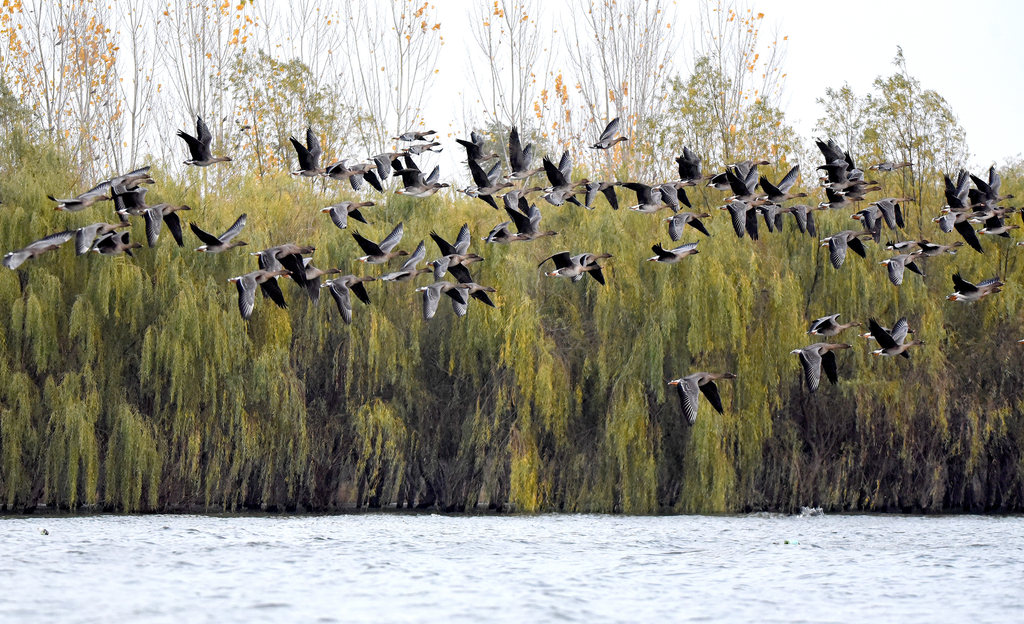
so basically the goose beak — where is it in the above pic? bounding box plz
[667,380,679,386]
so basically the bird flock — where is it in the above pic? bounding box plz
[4,115,1022,423]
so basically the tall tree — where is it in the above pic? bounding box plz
[468,0,543,139]
[563,0,677,173]
[344,1,443,154]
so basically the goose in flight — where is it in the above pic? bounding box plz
[74,221,130,255]
[177,116,232,166]
[322,275,375,324]
[228,269,289,320]
[807,314,860,337]
[758,165,806,204]
[879,251,925,286]
[859,316,913,343]
[866,318,923,358]
[321,201,374,230]
[791,343,851,393]
[456,130,499,164]
[351,222,408,264]
[394,155,449,197]
[946,273,1003,302]
[869,161,912,172]
[590,117,628,149]
[142,203,191,247]
[3,230,75,269]
[538,251,612,284]
[415,281,468,320]
[381,240,431,282]
[191,214,247,253]
[393,130,437,142]
[820,230,873,269]
[664,212,711,241]
[675,147,703,184]
[647,242,699,263]
[503,196,558,241]
[49,181,111,211]
[668,372,736,425]
[289,127,323,176]
[93,231,142,257]
[506,126,542,180]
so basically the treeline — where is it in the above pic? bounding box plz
[0,1,1022,513]
[0,116,1021,514]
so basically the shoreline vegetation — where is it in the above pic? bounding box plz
[0,4,1022,516]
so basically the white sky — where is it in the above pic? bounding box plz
[424,0,1024,167]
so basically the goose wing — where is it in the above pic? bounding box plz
[698,379,724,414]
[326,281,353,324]
[892,317,910,344]
[350,279,372,305]
[828,237,847,269]
[259,276,288,309]
[421,284,442,320]
[821,350,839,385]
[176,129,206,161]
[219,213,246,242]
[543,157,568,188]
[430,230,456,256]
[235,276,257,320]
[951,272,976,294]
[143,207,163,247]
[797,348,822,393]
[508,126,527,171]
[75,224,102,255]
[538,251,574,270]
[454,223,471,255]
[351,232,384,256]
[468,158,491,188]
[505,201,533,233]
[290,135,315,171]
[558,150,572,181]
[597,117,620,143]
[953,219,984,253]
[777,165,800,192]
[305,127,321,163]
[886,257,906,286]
[378,222,404,253]
[190,222,221,246]
[676,377,701,426]
[164,212,185,247]
[401,240,426,270]
[726,202,747,238]
[868,318,898,349]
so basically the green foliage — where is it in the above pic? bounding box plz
[0,56,1022,515]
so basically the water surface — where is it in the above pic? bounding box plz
[1,513,1021,622]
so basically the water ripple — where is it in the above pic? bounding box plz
[0,514,1022,623]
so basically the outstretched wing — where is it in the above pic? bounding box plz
[327,282,353,324]
[798,349,822,393]
[378,222,404,253]
[698,380,724,415]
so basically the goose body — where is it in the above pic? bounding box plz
[791,343,851,392]
[177,116,231,166]
[191,214,247,253]
[667,372,736,425]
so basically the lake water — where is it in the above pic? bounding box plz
[0,513,1021,623]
